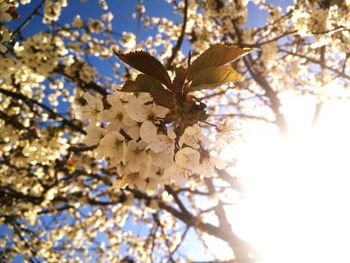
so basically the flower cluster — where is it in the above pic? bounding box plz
[89,19,104,33]
[290,2,350,50]
[0,1,17,22]
[0,1,18,53]
[77,90,225,192]
[0,23,11,53]
[43,0,67,24]
[63,58,97,83]
[16,33,67,76]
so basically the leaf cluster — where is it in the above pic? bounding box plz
[113,44,253,126]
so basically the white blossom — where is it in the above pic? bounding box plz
[73,15,84,27]
[163,164,191,186]
[198,156,226,177]
[179,124,211,149]
[99,94,126,132]
[125,95,168,123]
[83,123,105,146]
[121,32,137,50]
[175,147,201,170]
[77,92,104,123]
[140,120,158,143]
[124,140,151,173]
[95,132,126,162]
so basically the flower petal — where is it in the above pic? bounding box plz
[140,120,158,143]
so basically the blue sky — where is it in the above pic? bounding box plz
[10,0,179,40]
[11,0,293,46]
[9,0,293,78]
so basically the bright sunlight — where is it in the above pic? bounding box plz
[229,97,350,263]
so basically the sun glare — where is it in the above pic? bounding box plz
[230,98,350,263]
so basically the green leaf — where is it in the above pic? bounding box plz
[113,49,172,87]
[187,44,254,81]
[150,86,175,109]
[119,74,164,92]
[189,66,244,91]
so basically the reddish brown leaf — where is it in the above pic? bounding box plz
[171,66,187,94]
[113,49,172,87]
[119,80,138,92]
[119,74,164,93]
[150,87,175,109]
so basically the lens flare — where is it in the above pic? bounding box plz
[230,99,350,263]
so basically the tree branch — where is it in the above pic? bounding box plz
[129,188,257,263]
[0,87,86,134]
[165,0,189,70]
[12,0,45,39]
[230,19,288,135]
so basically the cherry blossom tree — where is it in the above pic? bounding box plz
[1,0,350,262]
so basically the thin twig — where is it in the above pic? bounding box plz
[166,0,189,70]
[12,0,45,38]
